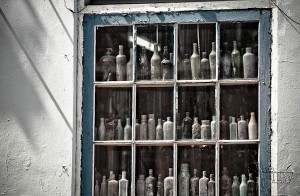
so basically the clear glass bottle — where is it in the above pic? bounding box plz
[116,45,127,81]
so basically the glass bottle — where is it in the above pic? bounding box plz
[116,45,127,81]
[148,114,156,140]
[247,173,255,196]
[220,167,232,196]
[232,175,240,196]
[230,117,238,140]
[209,42,216,79]
[97,48,116,81]
[248,112,258,140]
[240,174,247,196]
[163,117,173,140]
[199,171,209,196]
[136,119,141,140]
[106,98,116,140]
[161,46,172,80]
[221,42,232,79]
[151,43,162,80]
[127,48,133,81]
[157,174,164,196]
[137,174,146,196]
[100,176,107,196]
[108,174,118,196]
[201,120,211,140]
[146,169,156,196]
[140,115,148,140]
[243,47,256,78]
[220,116,229,140]
[190,169,199,196]
[208,174,215,196]
[211,116,216,140]
[156,118,163,140]
[231,41,242,78]
[192,117,201,139]
[124,118,132,140]
[98,117,106,140]
[119,171,128,196]
[182,112,192,139]
[116,119,124,140]
[200,52,210,79]
[164,168,174,196]
[95,180,100,196]
[140,46,150,80]
[190,43,200,80]
[182,54,192,80]
[238,115,247,140]
[178,163,190,196]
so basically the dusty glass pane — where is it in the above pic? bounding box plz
[220,23,258,79]
[177,86,215,140]
[220,85,258,140]
[219,144,258,196]
[136,87,173,140]
[95,26,133,82]
[178,24,216,80]
[136,25,174,81]
[94,146,132,195]
[95,88,132,141]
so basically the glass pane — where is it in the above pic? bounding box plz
[177,86,215,140]
[136,146,173,196]
[220,85,258,140]
[178,145,215,196]
[136,87,174,140]
[136,25,174,81]
[178,24,216,80]
[95,88,132,141]
[95,26,133,82]
[220,144,258,196]
[94,146,132,196]
[220,23,258,79]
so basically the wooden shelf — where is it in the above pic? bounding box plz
[217,139,260,145]
[93,140,132,146]
[135,140,174,146]
[135,80,174,87]
[219,79,259,86]
[94,81,133,88]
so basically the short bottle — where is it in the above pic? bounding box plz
[124,118,132,140]
[240,174,247,196]
[116,45,127,81]
[182,112,192,139]
[108,174,119,196]
[117,119,124,140]
[98,117,106,140]
[199,171,209,196]
[220,116,229,140]
[238,115,247,140]
[164,168,174,196]
[157,174,164,196]
[243,47,256,78]
[201,120,211,140]
[163,117,173,140]
[156,118,163,140]
[232,175,240,196]
[211,116,216,140]
[98,48,116,81]
[140,115,148,140]
[247,173,255,196]
[208,174,215,196]
[148,114,156,140]
[190,169,199,196]
[161,46,173,80]
[146,169,156,196]
[137,175,146,196]
[191,43,201,80]
[100,176,107,196]
[248,112,258,140]
[230,117,238,140]
[192,117,201,139]
[200,52,210,79]
[95,180,100,196]
[209,42,216,79]
[119,171,128,196]
[178,163,190,196]
[151,43,162,80]
[221,167,232,196]
[182,54,192,79]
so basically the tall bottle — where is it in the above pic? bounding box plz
[209,42,216,79]
[140,115,148,140]
[157,174,164,196]
[140,46,150,80]
[124,118,132,140]
[231,41,242,78]
[192,117,201,139]
[240,174,247,196]
[230,117,238,140]
[164,168,174,196]
[100,176,107,196]
[182,112,192,139]
[146,169,156,196]
[220,116,229,140]
[178,163,190,196]
[148,114,156,140]
[182,54,192,80]
[248,112,258,140]
[108,174,119,196]
[137,174,146,196]
[190,169,199,196]
[98,117,106,140]
[238,115,247,140]
[208,174,215,196]
[156,118,163,140]
[232,175,240,196]
[106,98,116,140]
[163,117,173,140]
[220,167,232,196]
[199,171,209,196]
[136,119,141,140]
[191,43,200,80]
[127,48,133,81]
[116,45,127,81]
[117,119,124,140]
[201,120,211,140]
[161,46,173,80]
[119,171,128,196]
[247,173,255,196]
[98,48,116,81]
[211,116,216,140]
[221,42,232,79]
[95,180,100,196]
[200,52,210,79]
[243,47,256,78]
[151,43,162,80]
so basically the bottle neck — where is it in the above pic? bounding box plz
[193,43,198,54]
[211,42,216,52]
[119,45,124,55]
[163,47,168,59]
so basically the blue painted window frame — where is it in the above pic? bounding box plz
[82,9,271,196]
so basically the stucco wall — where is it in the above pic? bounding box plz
[0,0,75,195]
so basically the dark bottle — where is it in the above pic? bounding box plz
[139,46,150,80]
[247,173,255,196]
[221,42,232,79]
[220,167,232,196]
[220,116,229,140]
[200,52,210,79]
[106,98,116,140]
[182,54,192,80]
[208,174,215,196]
[190,169,199,196]
[182,112,192,139]
[146,169,156,196]
[161,46,173,80]
[97,48,116,81]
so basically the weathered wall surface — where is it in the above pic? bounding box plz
[271,0,300,195]
[0,0,75,195]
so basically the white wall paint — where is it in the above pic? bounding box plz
[0,0,75,195]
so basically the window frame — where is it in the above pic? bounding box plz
[81,9,271,196]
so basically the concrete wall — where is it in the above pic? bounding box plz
[271,0,300,195]
[0,0,75,195]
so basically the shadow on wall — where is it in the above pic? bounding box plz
[0,0,73,150]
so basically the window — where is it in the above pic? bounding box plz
[82,9,271,196]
